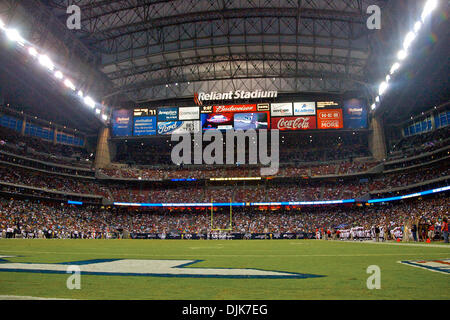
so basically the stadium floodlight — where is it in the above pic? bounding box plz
[414,21,422,33]
[64,79,76,91]
[421,0,438,22]
[28,47,38,57]
[5,28,25,45]
[84,96,96,108]
[397,50,407,61]
[403,31,417,51]
[379,81,388,96]
[390,62,401,74]
[38,54,54,71]
[54,71,63,80]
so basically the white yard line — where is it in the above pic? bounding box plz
[0,250,448,258]
[0,295,73,300]
[341,240,450,248]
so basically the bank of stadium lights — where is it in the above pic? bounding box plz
[0,20,110,123]
[371,0,439,112]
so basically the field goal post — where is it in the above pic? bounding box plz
[210,198,233,232]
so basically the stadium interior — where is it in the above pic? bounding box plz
[0,0,448,242]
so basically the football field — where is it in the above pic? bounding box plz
[0,239,448,300]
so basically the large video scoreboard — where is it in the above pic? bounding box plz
[111,99,367,137]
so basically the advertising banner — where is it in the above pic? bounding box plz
[234,112,269,130]
[213,104,257,113]
[293,102,316,116]
[317,101,340,108]
[157,121,201,135]
[271,116,316,130]
[112,109,133,136]
[129,232,315,240]
[134,108,157,117]
[257,103,270,111]
[178,107,200,120]
[157,107,178,121]
[133,116,157,136]
[270,103,293,117]
[317,109,344,129]
[201,113,234,130]
[343,99,368,129]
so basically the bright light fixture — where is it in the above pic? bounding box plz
[84,96,96,108]
[379,81,388,95]
[397,50,407,60]
[375,96,380,103]
[390,62,401,74]
[54,71,63,79]
[101,114,108,121]
[386,75,391,82]
[421,0,438,22]
[0,18,5,29]
[77,90,84,97]
[414,21,422,33]
[38,54,54,71]
[403,31,416,51]
[5,28,25,45]
[95,108,101,114]
[64,79,76,91]
[28,47,38,57]
[371,104,376,110]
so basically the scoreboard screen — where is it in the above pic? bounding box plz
[111,98,366,137]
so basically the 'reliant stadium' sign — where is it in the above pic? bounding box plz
[194,90,278,105]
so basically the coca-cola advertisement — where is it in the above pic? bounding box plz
[271,116,317,130]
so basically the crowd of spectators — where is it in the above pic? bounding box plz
[113,132,371,167]
[0,161,448,203]
[388,126,449,160]
[0,165,109,198]
[1,196,447,239]
[99,160,380,180]
[0,126,94,168]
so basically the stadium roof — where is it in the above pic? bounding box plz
[40,0,390,103]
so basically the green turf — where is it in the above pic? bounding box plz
[0,239,448,300]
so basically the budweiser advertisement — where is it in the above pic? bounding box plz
[213,104,257,113]
[271,116,316,130]
[317,109,344,129]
